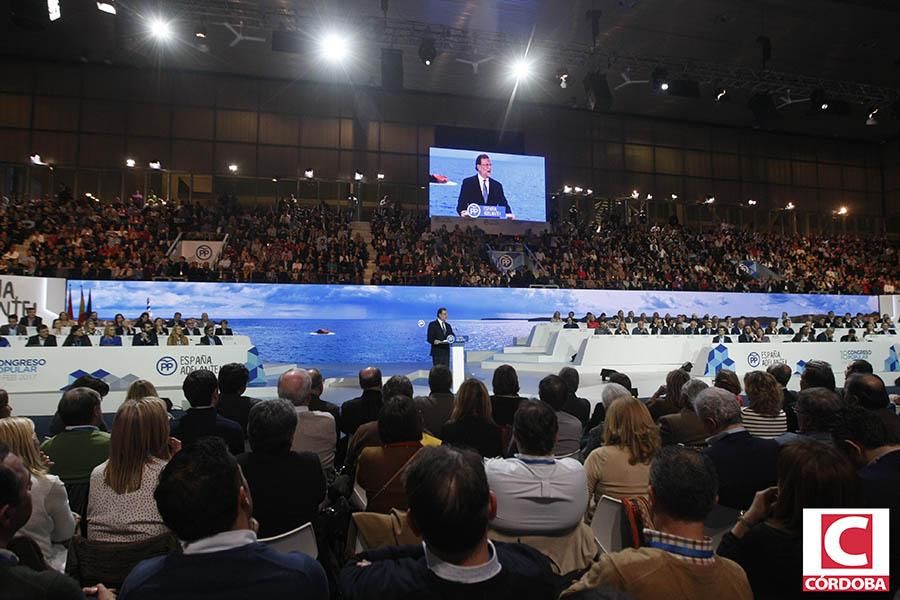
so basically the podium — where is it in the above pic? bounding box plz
[450,338,467,392]
[464,203,506,219]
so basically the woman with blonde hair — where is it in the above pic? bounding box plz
[166,324,190,346]
[0,417,75,570]
[583,396,661,520]
[440,378,503,457]
[86,397,176,542]
[125,379,159,401]
[741,371,787,439]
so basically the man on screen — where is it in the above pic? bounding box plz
[427,307,455,367]
[455,154,514,219]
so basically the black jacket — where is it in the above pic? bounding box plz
[455,175,511,215]
[704,430,779,510]
[340,389,383,436]
[26,334,57,347]
[171,408,244,455]
[440,416,503,458]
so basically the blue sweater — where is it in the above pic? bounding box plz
[118,542,328,600]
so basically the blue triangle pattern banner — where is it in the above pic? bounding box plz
[704,344,735,376]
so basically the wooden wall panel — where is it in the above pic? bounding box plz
[173,108,215,140]
[259,113,298,146]
[33,97,79,131]
[172,140,214,173]
[81,101,127,135]
[128,104,171,138]
[216,110,257,143]
[0,94,31,128]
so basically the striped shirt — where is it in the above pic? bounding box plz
[642,529,715,565]
[740,407,787,439]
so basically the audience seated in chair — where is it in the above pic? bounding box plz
[0,418,75,572]
[767,364,799,432]
[87,398,172,542]
[740,371,788,439]
[485,399,588,535]
[538,374,582,456]
[307,368,342,435]
[170,369,244,455]
[339,445,559,600]
[580,383,632,460]
[716,442,860,600]
[489,364,524,429]
[0,443,87,599]
[658,378,709,447]
[340,367,383,437]
[279,369,336,473]
[696,387,779,511]
[843,373,900,442]
[439,379,503,458]
[237,399,325,539]
[117,437,329,600]
[773,387,842,447]
[47,375,110,437]
[413,365,455,436]
[646,369,690,422]
[559,367,591,429]
[216,363,258,437]
[584,397,659,521]
[563,446,752,600]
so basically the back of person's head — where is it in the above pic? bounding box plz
[771,442,859,531]
[513,399,557,456]
[602,397,661,465]
[743,371,783,417]
[538,374,567,411]
[218,363,249,396]
[665,369,690,404]
[247,399,297,454]
[800,360,836,391]
[558,367,580,395]
[68,374,110,398]
[0,442,30,532]
[491,364,520,396]
[713,369,741,395]
[125,379,159,401]
[277,368,311,406]
[0,417,45,476]
[428,365,452,394]
[843,373,890,410]
[154,437,243,543]
[766,363,792,387]
[649,445,718,522]
[796,387,843,432]
[600,383,631,410]
[183,369,219,408]
[358,367,382,390]
[378,396,421,444]
[58,387,101,427]
[845,359,874,376]
[382,375,413,401]
[450,378,493,423]
[308,368,324,395]
[680,379,709,411]
[694,387,741,431]
[608,371,632,392]
[106,398,170,494]
[832,406,892,457]
[405,445,490,559]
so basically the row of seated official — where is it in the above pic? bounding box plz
[4,324,229,347]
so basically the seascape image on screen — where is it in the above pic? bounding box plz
[428,147,547,222]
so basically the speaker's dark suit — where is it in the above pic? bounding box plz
[427,319,454,366]
[455,176,510,215]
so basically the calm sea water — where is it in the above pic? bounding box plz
[230,319,535,376]
[429,155,546,221]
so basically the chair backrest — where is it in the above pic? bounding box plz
[8,535,49,572]
[350,482,368,511]
[259,521,318,559]
[704,504,740,550]
[591,495,623,554]
[67,532,178,588]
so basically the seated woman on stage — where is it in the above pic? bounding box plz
[440,379,503,458]
[152,317,169,337]
[62,325,92,347]
[550,311,562,323]
[166,325,190,346]
[99,324,122,346]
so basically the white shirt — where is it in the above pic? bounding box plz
[483,454,588,535]
[183,529,257,554]
[423,539,501,583]
[292,406,336,472]
[18,474,76,571]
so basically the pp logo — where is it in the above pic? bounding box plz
[446,335,455,343]
[417,320,425,328]
[498,255,514,270]
[195,245,213,261]
[747,352,761,368]
[802,509,890,593]
[156,356,178,376]
[466,203,482,218]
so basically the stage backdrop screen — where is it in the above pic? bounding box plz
[428,147,546,222]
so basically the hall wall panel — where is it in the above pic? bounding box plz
[81,101,126,135]
[0,94,31,128]
[78,134,125,168]
[30,132,78,165]
[215,110,257,143]
[129,104,171,138]
[33,97,79,131]
[0,130,30,162]
[257,146,298,177]
[172,140,214,173]
[259,113,298,146]
[173,108,215,140]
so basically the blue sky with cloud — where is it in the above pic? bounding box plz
[72,280,878,321]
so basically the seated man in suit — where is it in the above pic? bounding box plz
[413,365,455,436]
[815,327,835,342]
[767,363,799,432]
[737,325,756,343]
[455,154,514,219]
[217,363,257,436]
[215,320,234,336]
[119,437,328,599]
[841,373,900,443]
[0,315,26,336]
[658,379,710,447]
[712,326,732,344]
[132,321,159,346]
[166,311,185,329]
[339,445,558,600]
[840,328,859,342]
[18,306,42,328]
[25,325,56,347]
[170,369,244,455]
[695,387,779,510]
[307,368,341,434]
[537,375,582,456]
[340,367,383,436]
[183,318,201,336]
[200,324,222,345]
[558,367,590,429]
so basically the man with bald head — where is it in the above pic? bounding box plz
[340,367,383,437]
[279,369,336,473]
[844,373,900,442]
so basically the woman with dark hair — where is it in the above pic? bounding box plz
[490,365,522,428]
[646,368,690,421]
[152,317,169,337]
[714,369,742,396]
[440,379,503,458]
[113,313,127,335]
[741,371,787,439]
[717,442,860,599]
[62,325,92,347]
